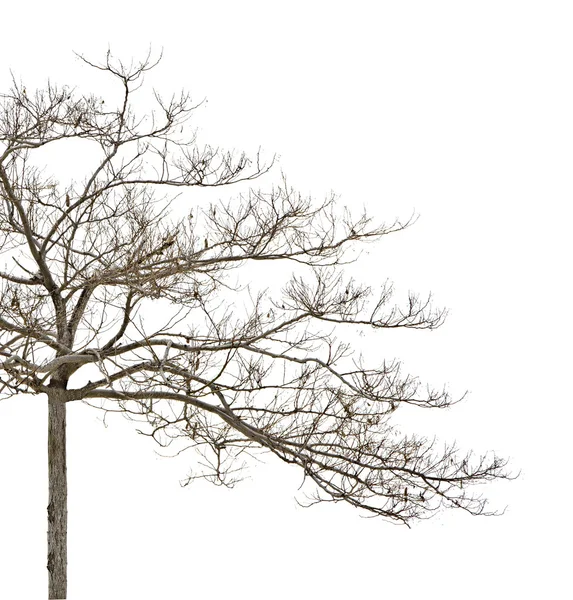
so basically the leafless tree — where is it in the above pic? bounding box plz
[0,51,512,599]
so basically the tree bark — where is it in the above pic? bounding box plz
[47,387,67,599]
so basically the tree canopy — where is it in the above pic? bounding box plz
[0,51,511,529]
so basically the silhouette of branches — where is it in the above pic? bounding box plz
[0,52,512,526]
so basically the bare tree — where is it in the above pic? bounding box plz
[0,52,511,599]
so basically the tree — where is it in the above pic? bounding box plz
[0,52,511,599]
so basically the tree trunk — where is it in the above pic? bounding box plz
[47,388,67,599]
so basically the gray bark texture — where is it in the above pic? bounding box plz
[47,387,67,599]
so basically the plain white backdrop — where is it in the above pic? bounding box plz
[0,1,571,598]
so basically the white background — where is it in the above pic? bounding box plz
[0,1,571,598]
